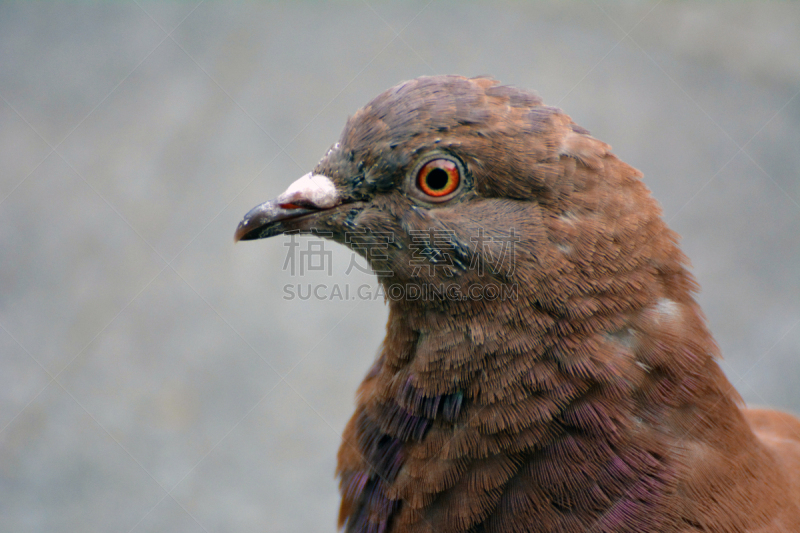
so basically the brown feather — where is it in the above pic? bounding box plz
[238,75,800,532]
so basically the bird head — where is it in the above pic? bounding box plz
[236,75,686,319]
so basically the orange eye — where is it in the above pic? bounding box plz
[417,158,460,198]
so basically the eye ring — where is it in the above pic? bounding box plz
[408,153,467,203]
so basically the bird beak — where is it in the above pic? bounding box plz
[234,172,340,242]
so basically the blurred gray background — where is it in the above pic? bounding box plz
[1,1,799,532]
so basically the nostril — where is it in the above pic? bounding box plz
[279,200,318,210]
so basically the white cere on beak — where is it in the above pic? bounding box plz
[276,172,339,209]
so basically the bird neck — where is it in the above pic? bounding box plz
[353,273,749,530]
[375,270,729,410]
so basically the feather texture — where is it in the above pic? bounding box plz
[236,75,800,532]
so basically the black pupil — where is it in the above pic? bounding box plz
[426,168,449,190]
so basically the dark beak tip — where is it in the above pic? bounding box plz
[234,219,258,242]
[234,201,274,243]
[233,221,247,243]
[234,200,321,243]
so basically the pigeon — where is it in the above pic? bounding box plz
[235,75,800,532]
